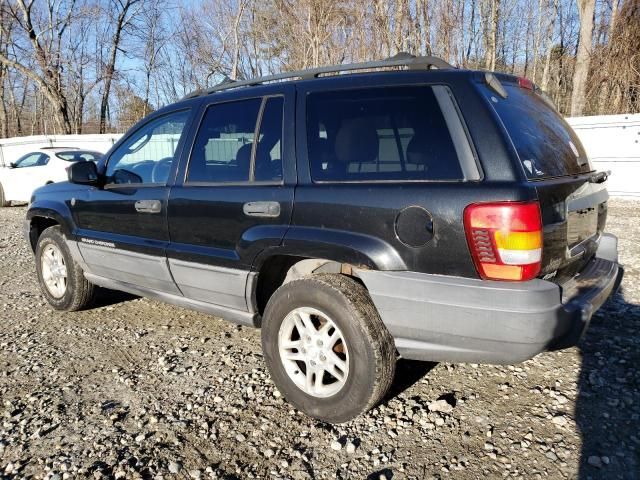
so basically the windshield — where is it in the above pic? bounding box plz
[489,84,593,179]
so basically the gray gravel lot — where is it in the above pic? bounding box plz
[1,200,639,479]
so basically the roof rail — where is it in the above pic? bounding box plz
[182,52,455,100]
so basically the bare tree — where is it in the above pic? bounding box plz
[0,0,79,134]
[0,3,12,137]
[1,0,638,139]
[98,0,143,133]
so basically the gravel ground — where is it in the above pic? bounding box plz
[0,200,639,480]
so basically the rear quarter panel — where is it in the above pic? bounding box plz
[289,72,530,277]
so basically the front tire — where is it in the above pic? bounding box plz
[261,274,396,423]
[35,226,95,311]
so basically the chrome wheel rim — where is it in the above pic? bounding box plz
[278,306,349,398]
[41,244,67,298]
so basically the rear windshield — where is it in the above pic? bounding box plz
[489,84,592,179]
[56,151,101,162]
[306,86,464,182]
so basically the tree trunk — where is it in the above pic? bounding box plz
[0,79,7,138]
[485,0,499,70]
[570,0,596,116]
[465,0,475,65]
[230,0,248,78]
[608,0,619,40]
[99,0,138,133]
[421,0,431,55]
[541,0,560,91]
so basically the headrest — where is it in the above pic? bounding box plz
[235,143,253,168]
[406,135,430,165]
[334,118,379,164]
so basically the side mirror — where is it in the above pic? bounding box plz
[9,162,17,169]
[68,160,99,185]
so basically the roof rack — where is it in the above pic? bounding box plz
[183,52,455,100]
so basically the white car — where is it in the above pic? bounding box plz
[0,147,102,206]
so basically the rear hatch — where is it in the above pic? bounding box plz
[487,76,609,280]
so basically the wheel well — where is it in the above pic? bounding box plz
[253,256,363,316]
[27,216,59,251]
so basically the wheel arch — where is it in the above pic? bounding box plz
[25,205,74,252]
[251,254,369,317]
[250,229,405,317]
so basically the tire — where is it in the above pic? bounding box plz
[261,274,396,423]
[0,182,9,207]
[35,225,95,311]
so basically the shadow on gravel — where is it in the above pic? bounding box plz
[91,287,138,308]
[383,359,437,404]
[575,285,640,479]
[367,468,394,479]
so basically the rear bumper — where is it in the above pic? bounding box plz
[356,233,623,364]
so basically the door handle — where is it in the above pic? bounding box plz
[134,200,162,213]
[243,201,280,218]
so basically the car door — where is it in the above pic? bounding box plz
[167,87,295,311]
[71,107,194,293]
[5,152,49,201]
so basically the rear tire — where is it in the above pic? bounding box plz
[0,182,9,207]
[35,226,95,311]
[261,274,396,423]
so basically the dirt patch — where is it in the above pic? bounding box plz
[1,201,639,479]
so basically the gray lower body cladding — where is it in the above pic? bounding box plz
[65,238,259,327]
[356,233,623,364]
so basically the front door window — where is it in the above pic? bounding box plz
[14,153,47,168]
[106,110,190,185]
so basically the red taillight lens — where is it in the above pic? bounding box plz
[518,77,534,90]
[464,201,543,281]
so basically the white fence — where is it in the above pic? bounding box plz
[1,114,639,197]
[566,114,640,198]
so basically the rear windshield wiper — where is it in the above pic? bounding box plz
[589,171,610,184]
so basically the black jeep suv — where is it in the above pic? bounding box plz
[25,55,623,423]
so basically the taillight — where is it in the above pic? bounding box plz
[464,201,542,281]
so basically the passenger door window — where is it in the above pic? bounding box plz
[187,96,284,183]
[106,110,189,185]
[187,99,262,183]
[14,153,46,168]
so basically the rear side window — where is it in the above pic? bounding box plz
[490,85,592,179]
[306,86,464,182]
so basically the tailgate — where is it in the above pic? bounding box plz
[484,77,609,278]
[536,177,608,278]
